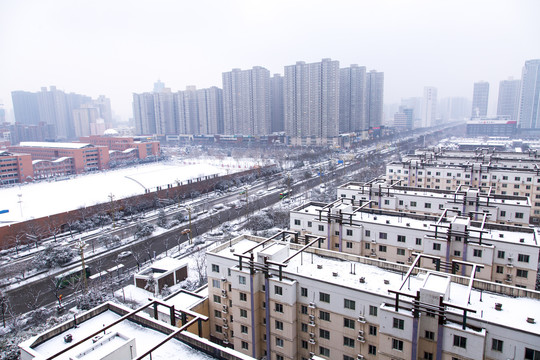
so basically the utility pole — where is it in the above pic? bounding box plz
[245,186,249,220]
[108,193,116,228]
[188,206,192,244]
[76,238,88,294]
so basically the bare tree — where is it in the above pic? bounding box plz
[47,217,62,242]
[191,251,207,287]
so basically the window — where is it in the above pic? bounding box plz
[239,275,246,285]
[346,241,353,249]
[365,243,370,249]
[379,232,387,239]
[425,330,434,340]
[453,335,467,348]
[410,201,417,207]
[517,269,528,278]
[425,202,431,208]
[301,287,308,297]
[492,338,503,352]
[301,340,308,349]
[319,347,330,357]
[384,199,390,205]
[497,250,505,259]
[215,324,222,333]
[424,352,434,360]
[318,225,324,231]
[365,230,371,237]
[473,249,482,257]
[294,219,301,225]
[379,245,387,252]
[516,212,524,219]
[320,292,330,303]
[397,235,406,242]
[416,238,422,245]
[392,338,404,351]
[525,347,540,360]
[433,243,441,251]
[320,310,330,321]
[319,329,330,339]
[518,254,530,263]
[301,305,308,314]
[212,279,220,288]
[241,341,248,350]
[500,210,506,217]
[369,305,377,316]
[368,345,377,355]
[346,229,353,236]
[240,292,247,301]
[241,325,248,334]
[399,200,404,205]
[369,325,377,336]
[301,323,308,332]
[343,336,355,348]
[214,310,222,317]
[211,264,220,272]
[393,318,404,329]
[344,299,356,310]
[344,318,355,329]
[454,250,461,257]
[275,320,283,330]
[276,356,283,360]
[496,265,504,274]
[275,303,283,313]
[274,285,283,295]
[275,337,283,347]
[397,248,405,256]
[213,295,221,304]
[343,356,354,360]
[240,309,247,318]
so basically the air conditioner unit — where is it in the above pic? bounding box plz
[309,339,316,345]
[309,332,315,338]
[357,335,365,342]
[407,257,413,263]
[357,355,364,360]
[223,339,229,345]
[222,305,228,313]
[222,318,228,323]
[309,302,316,308]
[309,314,315,320]
[507,257,513,262]
[309,321,316,327]
[223,324,229,329]
[505,274,512,282]
[358,330,364,336]
[221,290,227,298]
[357,315,366,323]
[309,352,315,357]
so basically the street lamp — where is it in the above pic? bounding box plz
[75,238,88,294]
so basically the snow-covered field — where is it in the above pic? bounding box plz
[0,157,258,224]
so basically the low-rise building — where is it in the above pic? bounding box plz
[207,233,540,360]
[134,257,188,296]
[290,200,539,289]
[0,150,33,184]
[337,178,531,226]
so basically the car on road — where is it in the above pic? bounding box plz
[117,251,132,259]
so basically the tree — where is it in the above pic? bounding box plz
[32,245,75,270]
[191,251,207,288]
[134,223,155,240]
[157,208,168,228]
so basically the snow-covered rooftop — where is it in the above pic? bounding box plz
[211,237,540,333]
[21,307,214,360]
[150,257,187,273]
[294,202,538,246]
[19,141,94,149]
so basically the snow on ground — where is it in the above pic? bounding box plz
[0,157,256,224]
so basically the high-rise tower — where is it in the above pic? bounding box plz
[365,70,384,129]
[421,87,438,128]
[518,59,540,128]
[471,81,489,117]
[222,67,271,136]
[270,74,284,133]
[339,65,366,132]
[284,58,340,140]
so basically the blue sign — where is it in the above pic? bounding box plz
[0,210,8,215]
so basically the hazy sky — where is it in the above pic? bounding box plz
[1,0,539,121]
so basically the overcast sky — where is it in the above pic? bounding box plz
[1,0,539,121]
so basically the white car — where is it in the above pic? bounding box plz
[117,251,132,259]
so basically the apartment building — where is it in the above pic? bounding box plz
[207,233,540,360]
[386,148,540,223]
[337,178,531,226]
[289,200,539,289]
[0,150,33,184]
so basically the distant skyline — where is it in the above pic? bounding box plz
[1,0,539,122]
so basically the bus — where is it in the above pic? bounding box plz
[55,266,91,288]
[279,191,289,199]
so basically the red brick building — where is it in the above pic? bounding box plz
[0,150,33,184]
[79,135,160,161]
[8,141,109,174]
